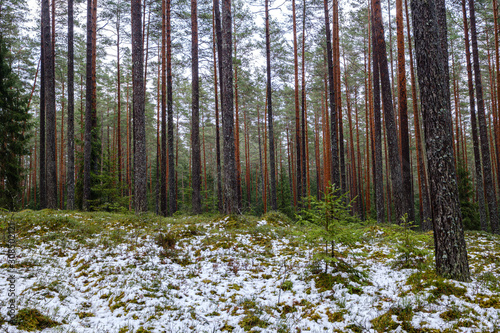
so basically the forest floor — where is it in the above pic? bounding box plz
[0,210,499,333]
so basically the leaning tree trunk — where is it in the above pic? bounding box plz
[132,0,147,213]
[411,0,470,281]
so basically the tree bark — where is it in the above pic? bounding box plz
[212,6,222,213]
[371,4,385,224]
[411,0,470,280]
[221,0,238,214]
[67,0,74,210]
[396,0,414,221]
[39,23,46,209]
[191,0,201,214]
[167,0,176,215]
[42,0,56,209]
[132,0,147,213]
[265,0,277,211]
[293,0,301,205]
[323,0,339,189]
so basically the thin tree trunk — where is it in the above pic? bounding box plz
[167,0,176,214]
[191,0,201,214]
[40,23,46,209]
[293,0,301,204]
[265,0,277,211]
[396,0,414,221]
[212,7,222,213]
[67,0,75,209]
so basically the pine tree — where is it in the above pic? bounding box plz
[132,0,147,213]
[411,0,470,281]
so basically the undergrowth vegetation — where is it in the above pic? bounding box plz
[0,209,499,332]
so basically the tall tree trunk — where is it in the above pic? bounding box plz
[396,0,414,221]
[191,0,201,214]
[234,36,242,208]
[371,4,385,224]
[323,0,339,189]
[212,7,222,213]
[167,0,176,215]
[301,2,307,200]
[293,0,301,205]
[334,0,346,195]
[161,0,167,215]
[265,0,277,211]
[40,24,46,209]
[221,0,238,214]
[132,0,147,213]
[67,0,75,210]
[83,0,97,210]
[42,0,56,208]
[468,0,500,234]
[372,0,406,222]
[405,0,431,229]
[117,1,122,192]
[411,0,470,281]
[462,0,488,231]
[494,0,500,196]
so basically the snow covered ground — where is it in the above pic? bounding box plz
[0,211,499,332]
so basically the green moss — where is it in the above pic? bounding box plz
[13,308,60,332]
[76,312,95,319]
[326,309,345,322]
[280,280,293,291]
[439,308,462,321]
[279,304,297,319]
[0,313,4,326]
[475,294,500,309]
[405,269,466,302]
[345,323,363,333]
[239,313,269,331]
[371,311,399,332]
[220,322,235,332]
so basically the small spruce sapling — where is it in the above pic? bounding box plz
[297,184,362,273]
[393,214,429,269]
